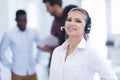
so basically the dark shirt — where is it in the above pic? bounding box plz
[49,16,65,68]
[51,16,65,45]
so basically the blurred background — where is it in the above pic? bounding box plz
[0,0,120,80]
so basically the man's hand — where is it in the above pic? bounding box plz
[37,45,54,53]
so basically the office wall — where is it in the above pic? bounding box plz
[0,0,9,40]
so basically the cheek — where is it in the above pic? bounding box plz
[64,21,70,27]
[64,22,69,30]
[46,6,52,12]
[64,26,67,33]
[77,24,86,33]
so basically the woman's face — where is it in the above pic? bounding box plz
[65,10,87,37]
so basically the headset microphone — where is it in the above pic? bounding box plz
[60,26,65,31]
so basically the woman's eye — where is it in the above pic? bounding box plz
[66,18,71,22]
[76,20,82,23]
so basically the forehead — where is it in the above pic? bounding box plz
[17,15,26,20]
[68,10,85,18]
[46,2,52,7]
[18,14,26,18]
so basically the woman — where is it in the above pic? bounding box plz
[49,8,117,80]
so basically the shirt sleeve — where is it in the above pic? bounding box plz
[33,30,41,64]
[34,30,41,43]
[90,51,118,80]
[35,49,42,64]
[0,33,12,69]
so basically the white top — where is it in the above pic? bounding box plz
[38,34,59,48]
[0,27,41,76]
[49,39,118,80]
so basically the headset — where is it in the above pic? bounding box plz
[77,8,92,34]
[85,17,91,33]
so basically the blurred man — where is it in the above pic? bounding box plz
[40,0,63,53]
[37,0,64,68]
[0,10,41,80]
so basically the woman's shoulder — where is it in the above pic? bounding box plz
[53,45,63,53]
[52,40,67,56]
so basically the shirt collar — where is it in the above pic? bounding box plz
[77,38,87,49]
[61,39,69,48]
[61,38,87,49]
[15,25,28,32]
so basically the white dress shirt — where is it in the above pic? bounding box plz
[49,39,118,80]
[0,27,41,76]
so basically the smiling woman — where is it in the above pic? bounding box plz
[0,0,119,80]
[49,8,117,80]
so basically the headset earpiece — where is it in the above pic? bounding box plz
[85,17,91,33]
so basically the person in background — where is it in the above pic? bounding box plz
[40,0,63,53]
[49,8,118,80]
[0,10,41,80]
[38,0,64,69]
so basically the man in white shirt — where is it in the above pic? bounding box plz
[0,10,40,80]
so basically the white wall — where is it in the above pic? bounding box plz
[0,0,9,40]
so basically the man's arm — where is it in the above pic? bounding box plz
[37,45,55,54]
[0,33,11,69]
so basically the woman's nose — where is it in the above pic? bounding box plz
[69,21,75,26]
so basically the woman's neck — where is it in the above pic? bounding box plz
[68,36,83,50]
[65,36,83,61]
